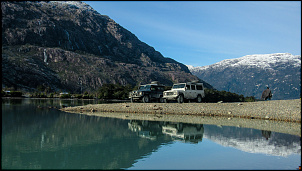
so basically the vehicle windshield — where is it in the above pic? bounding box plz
[172,84,185,89]
[139,85,146,90]
[144,85,151,90]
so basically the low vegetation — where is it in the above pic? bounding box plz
[2,83,256,102]
[204,89,255,102]
[96,84,132,99]
[1,90,23,97]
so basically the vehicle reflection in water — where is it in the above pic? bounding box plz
[2,98,301,169]
[128,120,204,144]
[128,120,163,140]
[162,122,203,144]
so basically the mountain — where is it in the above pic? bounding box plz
[1,1,213,93]
[187,53,301,100]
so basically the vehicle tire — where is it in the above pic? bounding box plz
[164,98,169,103]
[196,124,203,131]
[142,95,150,103]
[197,95,202,103]
[177,123,183,131]
[159,96,164,103]
[177,94,184,103]
[142,120,149,126]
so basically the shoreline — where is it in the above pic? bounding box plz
[60,99,301,137]
[61,99,301,122]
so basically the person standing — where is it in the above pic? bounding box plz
[261,87,272,100]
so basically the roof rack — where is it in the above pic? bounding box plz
[150,81,159,85]
[191,80,200,83]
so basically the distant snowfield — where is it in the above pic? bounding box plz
[187,53,301,70]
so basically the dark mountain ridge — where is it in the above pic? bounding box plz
[2,1,212,93]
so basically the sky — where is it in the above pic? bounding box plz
[84,1,301,67]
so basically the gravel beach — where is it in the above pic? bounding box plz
[62,99,301,122]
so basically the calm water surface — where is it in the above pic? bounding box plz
[2,98,301,170]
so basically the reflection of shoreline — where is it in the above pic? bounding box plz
[75,111,301,137]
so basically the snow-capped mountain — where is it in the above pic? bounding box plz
[187,53,301,100]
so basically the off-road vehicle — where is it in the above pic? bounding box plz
[129,81,165,103]
[163,81,205,103]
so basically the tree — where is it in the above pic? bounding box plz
[97,83,133,100]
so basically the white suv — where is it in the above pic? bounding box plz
[163,81,205,103]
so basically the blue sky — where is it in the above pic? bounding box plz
[85,1,301,67]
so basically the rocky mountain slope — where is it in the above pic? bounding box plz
[2,1,212,93]
[187,53,301,100]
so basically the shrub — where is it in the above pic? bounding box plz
[83,94,94,99]
[49,93,54,98]
[97,83,133,99]
[8,91,22,97]
[74,94,83,98]
[244,96,256,102]
[60,93,71,99]
[1,90,5,97]
[204,89,247,103]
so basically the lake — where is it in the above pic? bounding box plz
[2,98,301,170]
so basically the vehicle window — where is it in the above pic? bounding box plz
[139,85,146,90]
[158,87,164,91]
[191,85,196,90]
[150,86,156,91]
[172,84,185,89]
[145,85,151,90]
[186,85,190,90]
[196,85,203,90]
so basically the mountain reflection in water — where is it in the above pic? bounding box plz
[204,125,300,157]
[2,98,301,169]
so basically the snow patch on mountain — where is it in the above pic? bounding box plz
[187,53,301,71]
[39,1,95,12]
